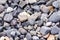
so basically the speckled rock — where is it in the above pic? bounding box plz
[0,0,7,4]
[18,11,30,22]
[4,14,13,22]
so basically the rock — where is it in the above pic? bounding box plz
[19,28,27,34]
[58,32,60,39]
[0,5,4,12]
[0,36,10,40]
[4,14,13,22]
[31,5,40,11]
[45,22,52,26]
[41,13,48,21]
[6,7,14,12]
[30,30,36,35]
[28,12,41,25]
[26,33,31,40]
[18,11,30,22]
[24,38,27,40]
[49,11,60,22]
[43,33,50,38]
[51,26,59,34]
[35,20,43,26]
[0,0,7,4]
[47,35,55,40]
[10,31,16,37]
[28,0,37,3]
[40,5,49,13]
[20,35,24,39]
[3,22,10,26]
[40,26,51,35]
[15,37,19,40]
[0,17,3,26]
[52,1,59,8]
[0,12,5,18]
[11,18,17,26]
[36,27,40,32]
[19,0,28,8]
[28,25,33,30]
[32,36,39,40]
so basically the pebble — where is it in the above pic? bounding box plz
[18,11,30,22]
[0,36,10,40]
[32,36,39,40]
[41,13,48,21]
[4,14,13,22]
[0,5,4,12]
[31,5,40,11]
[40,5,49,13]
[35,20,43,26]
[58,32,60,39]
[30,30,36,35]
[26,33,31,40]
[40,26,51,35]
[47,35,55,40]
[19,0,28,8]
[20,35,24,39]
[45,22,52,26]
[6,7,14,12]
[52,1,59,8]
[28,0,37,3]
[28,12,41,25]
[51,26,59,34]
[49,11,60,22]
[19,28,27,34]
[0,0,7,4]
[28,25,33,30]
[10,18,17,26]
[10,31,16,37]
[3,22,10,26]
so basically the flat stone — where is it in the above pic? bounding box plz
[4,14,13,22]
[31,5,40,11]
[40,26,51,35]
[30,30,36,35]
[51,26,59,34]
[40,5,49,13]
[32,36,39,40]
[18,11,30,22]
[47,35,55,40]
[0,5,5,12]
[19,28,27,34]
[28,12,41,25]
[0,0,7,4]
[52,1,59,8]
[26,33,31,40]
[45,22,52,26]
[49,11,60,22]
[28,0,37,3]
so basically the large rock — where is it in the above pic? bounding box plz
[49,11,60,22]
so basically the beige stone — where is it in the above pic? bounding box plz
[18,11,30,22]
[47,35,55,40]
